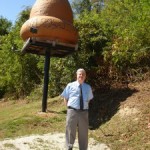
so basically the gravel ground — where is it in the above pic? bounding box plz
[0,133,110,150]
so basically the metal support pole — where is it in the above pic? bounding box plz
[42,49,51,112]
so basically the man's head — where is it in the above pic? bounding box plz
[76,68,86,84]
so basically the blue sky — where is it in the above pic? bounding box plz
[0,0,72,24]
[0,0,35,24]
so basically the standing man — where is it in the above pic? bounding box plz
[61,68,93,150]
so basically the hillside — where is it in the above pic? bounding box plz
[0,79,150,149]
[88,79,150,149]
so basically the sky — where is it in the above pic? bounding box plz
[0,0,72,24]
[0,0,35,24]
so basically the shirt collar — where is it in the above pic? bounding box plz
[75,80,84,86]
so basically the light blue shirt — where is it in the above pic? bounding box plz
[61,81,93,109]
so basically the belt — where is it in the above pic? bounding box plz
[68,106,88,111]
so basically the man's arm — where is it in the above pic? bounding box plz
[64,98,68,106]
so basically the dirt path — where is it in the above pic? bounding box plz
[0,133,110,150]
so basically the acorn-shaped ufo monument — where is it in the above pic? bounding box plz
[21,0,78,57]
[20,0,78,112]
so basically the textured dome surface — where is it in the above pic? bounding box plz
[20,0,78,45]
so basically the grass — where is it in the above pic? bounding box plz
[0,97,66,139]
[0,80,150,149]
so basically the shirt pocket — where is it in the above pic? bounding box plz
[69,87,80,97]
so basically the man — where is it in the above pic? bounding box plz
[61,68,93,150]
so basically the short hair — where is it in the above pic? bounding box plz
[76,68,86,75]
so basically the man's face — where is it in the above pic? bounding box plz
[77,71,86,84]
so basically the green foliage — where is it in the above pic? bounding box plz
[74,11,109,88]
[72,0,91,15]
[49,1,150,96]
[101,0,150,73]
[48,56,76,97]
[0,0,150,99]
[48,11,108,96]
[0,16,12,35]
[0,35,42,98]
[0,8,42,98]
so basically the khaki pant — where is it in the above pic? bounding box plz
[66,109,88,150]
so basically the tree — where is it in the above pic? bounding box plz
[0,16,12,35]
[48,10,109,97]
[72,0,91,15]
[100,0,150,77]
[0,7,42,99]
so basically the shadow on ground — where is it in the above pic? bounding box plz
[88,86,138,130]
